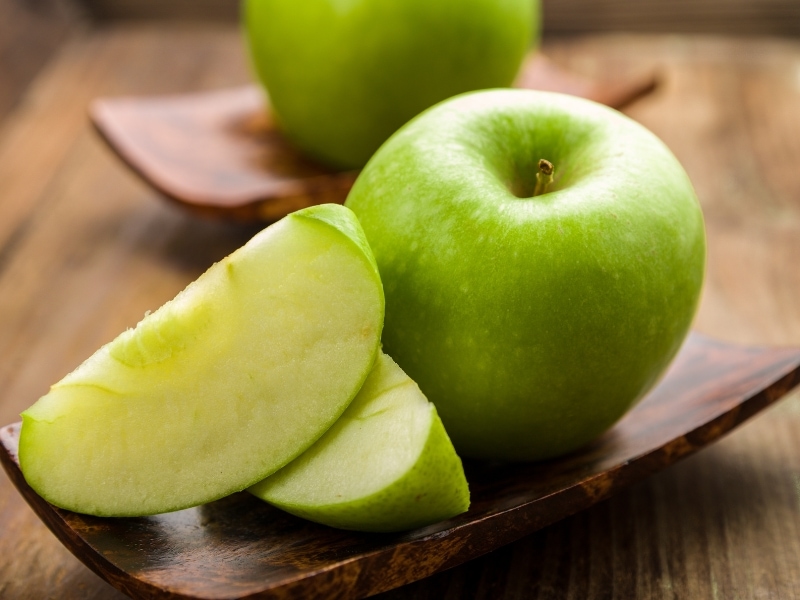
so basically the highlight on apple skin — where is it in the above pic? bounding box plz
[244,0,537,169]
[346,88,707,462]
[18,204,385,517]
[250,352,470,533]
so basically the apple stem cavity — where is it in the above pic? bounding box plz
[533,159,555,197]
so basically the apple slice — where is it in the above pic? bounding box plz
[19,204,384,517]
[249,352,470,532]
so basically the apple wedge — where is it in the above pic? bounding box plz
[249,352,470,532]
[19,204,384,517]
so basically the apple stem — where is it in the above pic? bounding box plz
[533,159,554,197]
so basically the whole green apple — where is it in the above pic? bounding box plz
[244,0,536,169]
[345,89,706,462]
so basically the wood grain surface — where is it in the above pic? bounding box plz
[542,0,800,36]
[78,0,239,22]
[0,24,800,600]
[0,0,81,121]
[70,0,800,37]
[3,335,799,599]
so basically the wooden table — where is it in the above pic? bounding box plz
[0,22,799,599]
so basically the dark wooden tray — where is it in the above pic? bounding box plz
[90,53,658,222]
[2,334,799,599]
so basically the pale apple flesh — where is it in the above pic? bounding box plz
[19,204,384,516]
[249,352,470,533]
[244,0,536,169]
[346,89,706,462]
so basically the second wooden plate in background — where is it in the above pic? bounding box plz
[90,53,658,221]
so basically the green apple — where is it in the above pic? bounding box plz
[243,0,536,169]
[250,352,469,532]
[19,204,384,516]
[345,89,706,462]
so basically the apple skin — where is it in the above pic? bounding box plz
[243,0,536,169]
[345,89,706,462]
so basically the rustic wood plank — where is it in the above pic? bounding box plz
[0,25,255,600]
[79,0,238,21]
[0,0,80,121]
[542,0,800,36]
[0,23,254,307]
[0,26,799,600]
[70,0,800,36]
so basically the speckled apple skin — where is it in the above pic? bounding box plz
[346,89,706,461]
[250,352,469,533]
[256,412,468,533]
[244,0,536,169]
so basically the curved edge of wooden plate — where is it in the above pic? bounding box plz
[2,334,799,600]
[89,87,359,223]
[0,424,152,599]
[89,52,658,223]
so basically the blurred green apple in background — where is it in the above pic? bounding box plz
[244,0,536,169]
[19,204,384,516]
[346,89,706,462]
[250,352,469,533]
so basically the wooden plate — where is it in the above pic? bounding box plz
[2,334,799,599]
[90,53,658,222]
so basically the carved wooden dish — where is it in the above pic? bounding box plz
[90,53,658,222]
[2,334,799,599]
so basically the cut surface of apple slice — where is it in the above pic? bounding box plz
[19,204,384,517]
[249,352,470,532]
